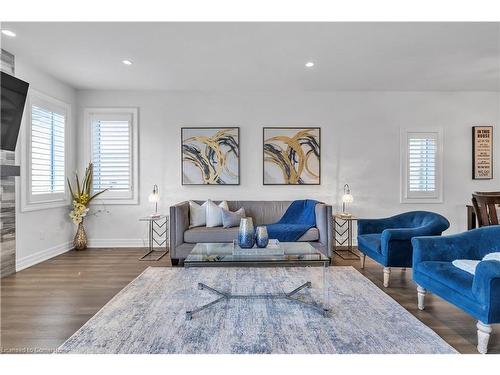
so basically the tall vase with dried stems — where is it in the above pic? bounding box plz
[73,219,87,250]
[67,163,107,251]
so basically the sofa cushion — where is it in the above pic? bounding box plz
[189,200,208,228]
[357,233,382,253]
[206,200,229,227]
[415,261,475,300]
[184,226,319,244]
[222,207,246,228]
[184,227,239,243]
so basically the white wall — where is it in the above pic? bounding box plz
[75,90,499,246]
[15,57,77,270]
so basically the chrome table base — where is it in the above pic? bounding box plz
[186,282,329,320]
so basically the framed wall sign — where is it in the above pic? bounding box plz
[181,127,240,185]
[263,127,321,185]
[472,126,493,180]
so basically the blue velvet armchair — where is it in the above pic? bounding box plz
[412,226,500,354]
[357,211,450,287]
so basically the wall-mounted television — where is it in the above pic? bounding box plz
[1,71,29,151]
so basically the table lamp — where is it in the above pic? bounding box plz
[342,184,354,217]
[148,184,160,218]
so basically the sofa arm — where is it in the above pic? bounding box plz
[315,203,333,256]
[170,201,190,259]
[472,260,500,309]
[412,233,477,266]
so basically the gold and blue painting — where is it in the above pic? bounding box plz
[263,127,321,185]
[181,127,240,185]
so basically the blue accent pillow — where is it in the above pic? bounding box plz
[221,207,246,228]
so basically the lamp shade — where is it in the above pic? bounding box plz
[148,184,160,203]
[342,193,354,203]
[148,191,160,203]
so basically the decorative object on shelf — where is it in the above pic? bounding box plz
[238,217,255,248]
[181,127,240,185]
[341,184,354,217]
[138,215,169,261]
[472,126,493,180]
[267,239,280,249]
[67,163,108,250]
[333,214,359,260]
[255,225,269,248]
[263,127,320,185]
[148,184,160,218]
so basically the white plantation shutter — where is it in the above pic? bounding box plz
[408,136,436,193]
[30,104,65,196]
[402,130,442,202]
[91,113,133,199]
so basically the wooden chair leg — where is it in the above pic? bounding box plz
[383,267,391,287]
[477,321,492,354]
[360,254,366,269]
[417,285,426,310]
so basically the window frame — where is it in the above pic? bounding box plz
[400,128,443,204]
[83,107,139,205]
[21,89,71,212]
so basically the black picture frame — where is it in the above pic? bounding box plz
[472,125,494,180]
[262,127,321,185]
[181,127,240,185]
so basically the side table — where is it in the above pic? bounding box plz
[333,214,359,260]
[138,215,169,261]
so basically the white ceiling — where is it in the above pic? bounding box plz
[1,22,499,91]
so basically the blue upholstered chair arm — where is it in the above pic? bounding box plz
[382,226,437,242]
[358,217,399,235]
[472,260,500,309]
[412,233,477,265]
[358,211,449,237]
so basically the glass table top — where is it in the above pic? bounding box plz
[184,242,329,266]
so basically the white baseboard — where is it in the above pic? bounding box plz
[16,241,73,272]
[87,238,145,248]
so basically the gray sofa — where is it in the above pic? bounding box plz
[169,200,333,265]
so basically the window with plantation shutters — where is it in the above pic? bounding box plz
[31,105,65,194]
[24,91,70,209]
[86,108,138,204]
[401,130,443,203]
[92,117,131,193]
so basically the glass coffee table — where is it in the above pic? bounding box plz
[184,242,330,320]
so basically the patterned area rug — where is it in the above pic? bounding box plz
[57,266,456,354]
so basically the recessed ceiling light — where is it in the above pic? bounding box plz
[305,62,315,68]
[122,59,133,66]
[1,29,16,37]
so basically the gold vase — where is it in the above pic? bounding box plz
[73,220,87,250]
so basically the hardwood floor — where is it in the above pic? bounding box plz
[1,248,498,354]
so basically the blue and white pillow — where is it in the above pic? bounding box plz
[452,252,500,275]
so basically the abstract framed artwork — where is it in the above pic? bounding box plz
[263,127,321,185]
[181,127,240,185]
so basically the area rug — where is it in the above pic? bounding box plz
[56,266,457,354]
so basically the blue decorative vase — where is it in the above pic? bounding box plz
[255,226,269,248]
[238,217,255,248]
